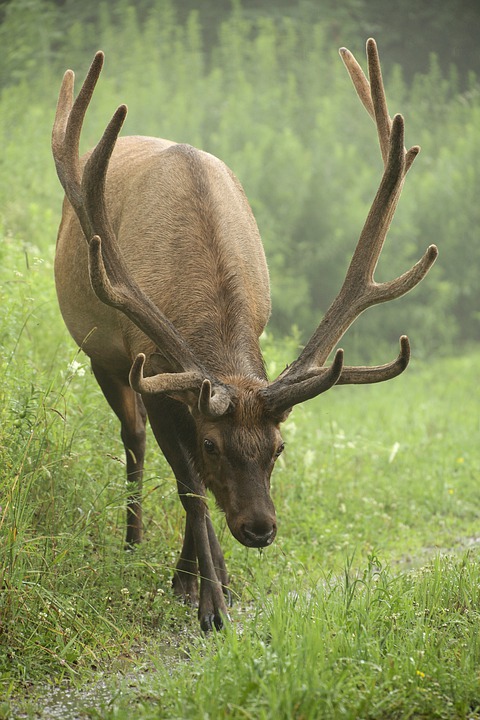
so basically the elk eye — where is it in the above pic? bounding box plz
[275,442,285,458]
[203,438,216,455]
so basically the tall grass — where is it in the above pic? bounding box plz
[141,554,480,720]
[1,222,479,716]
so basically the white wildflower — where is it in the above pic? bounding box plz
[67,359,86,377]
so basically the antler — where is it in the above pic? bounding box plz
[52,52,229,416]
[263,39,438,415]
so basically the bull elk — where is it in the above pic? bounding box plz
[52,39,437,631]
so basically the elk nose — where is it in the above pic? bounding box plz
[242,521,277,548]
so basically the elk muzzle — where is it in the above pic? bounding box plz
[226,505,277,548]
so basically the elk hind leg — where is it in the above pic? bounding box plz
[91,362,147,546]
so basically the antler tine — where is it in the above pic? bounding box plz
[129,354,232,417]
[338,46,375,122]
[366,38,391,166]
[274,337,410,390]
[339,118,435,310]
[198,379,234,418]
[52,70,75,170]
[341,39,420,174]
[129,353,202,394]
[263,349,344,415]
[344,113,405,288]
[365,40,421,175]
[52,52,105,222]
[337,335,410,385]
[82,104,128,276]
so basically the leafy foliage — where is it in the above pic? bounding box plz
[0,0,478,357]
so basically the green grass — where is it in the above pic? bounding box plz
[110,554,480,720]
[1,229,480,718]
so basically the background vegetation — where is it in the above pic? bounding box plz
[0,1,479,717]
[0,0,479,357]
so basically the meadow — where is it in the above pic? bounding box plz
[1,2,480,718]
[1,232,479,718]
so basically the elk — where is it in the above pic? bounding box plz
[52,39,437,631]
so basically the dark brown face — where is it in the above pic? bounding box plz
[194,396,285,548]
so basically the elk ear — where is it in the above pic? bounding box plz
[197,379,233,419]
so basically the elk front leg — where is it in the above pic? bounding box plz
[173,503,231,609]
[173,511,199,604]
[184,494,230,631]
[145,395,230,630]
[91,363,147,546]
[169,473,230,631]
[206,515,231,606]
